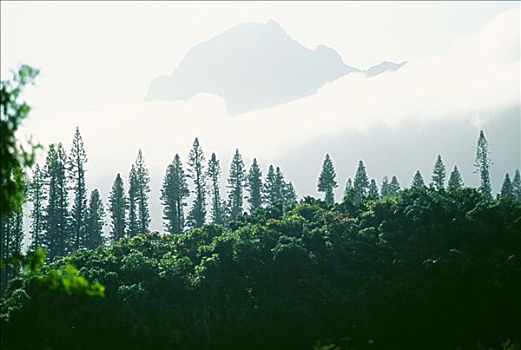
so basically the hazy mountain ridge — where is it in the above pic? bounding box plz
[145,20,404,114]
[364,61,407,77]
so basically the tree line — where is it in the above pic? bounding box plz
[317,130,518,205]
[0,131,298,263]
[1,127,520,264]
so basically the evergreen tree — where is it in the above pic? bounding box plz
[343,178,353,201]
[447,165,464,192]
[227,149,246,221]
[474,130,492,198]
[274,167,286,203]
[108,173,126,241]
[206,153,225,225]
[500,173,514,199]
[187,138,206,227]
[133,150,151,234]
[317,154,337,205]
[68,127,88,251]
[0,215,8,260]
[512,169,521,201]
[283,181,297,207]
[3,169,25,260]
[85,189,104,249]
[411,170,426,189]
[381,176,391,197]
[127,165,139,237]
[161,154,190,233]
[389,176,401,194]
[353,160,369,204]
[10,209,24,257]
[247,158,263,211]
[0,215,9,291]
[0,65,39,217]
[263,165,278,207]
[0,195,24,283]
[431,155,446,191]
[1,212,24,261]
[43,143,70,259]
[263,166,292,209]
[29,164,46,249]
[367,179,379,200]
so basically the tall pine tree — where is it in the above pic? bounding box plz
[389,176,401,194]
[447,165,464,192]
[353,160,369,204]
[188,138,206,227]
[274,167,286,204]
[127,165,139,237]
[283,181,297,207]
[367,179,379,200]
[161,154,190,233]
[0,185,24,284]
[343,178,353,201]
[431,155,446,191]
[68,127,88,251]
[317,154,337,205]
[134,150,151,234]
[206,153,225,225]
[85,189,104,249]
[411,170,426,189]
[247,158,263,212]
[380,176,391,197]
[474,130,492,198]
[227,149,246,222]
[1,167,25,262]
[512,169,521,201]
[500,173,513,199]
[29,164,46,249]
[109,173,126,241]
[43,143,70,259]
[263,165,278,207]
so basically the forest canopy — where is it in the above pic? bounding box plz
[1,187,520,349]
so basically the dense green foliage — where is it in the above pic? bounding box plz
[1,66,40,293]
[0,65,40,216]
[2,188,520,349]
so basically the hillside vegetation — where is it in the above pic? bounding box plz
[2,188,520,349]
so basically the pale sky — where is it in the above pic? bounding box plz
[1,1,518,114]
[1,1,520,235]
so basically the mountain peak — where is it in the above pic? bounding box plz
[365,61,407,77]
[145,22,403,114]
